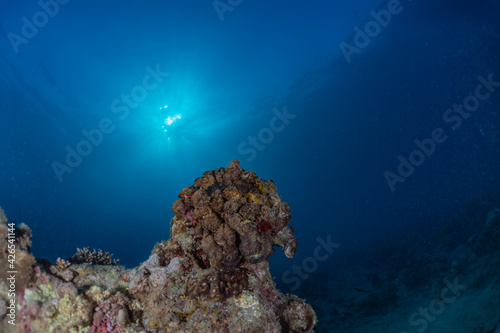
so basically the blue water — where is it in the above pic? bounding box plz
[1,0,500,331]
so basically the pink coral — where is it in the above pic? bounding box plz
[89,296,127,333]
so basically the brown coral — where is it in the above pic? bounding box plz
[168,160,299,301]
[186,267,250,301]
[175,160,297,272]
[68,247,119,266]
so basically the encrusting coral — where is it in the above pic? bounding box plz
[0,160,317,333]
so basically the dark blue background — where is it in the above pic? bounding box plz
[1,0,499,288]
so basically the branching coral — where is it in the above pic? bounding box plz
[56,257,71,269]
[68,247,119,266]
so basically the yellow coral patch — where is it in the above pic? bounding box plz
[223,188,242,200]
[34,284,57,301]
[244,192,265,205]
[86,285,111,302]
[254,180,269,194]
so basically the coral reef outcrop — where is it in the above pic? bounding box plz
[0,160,317,333]
[163,159,298,300]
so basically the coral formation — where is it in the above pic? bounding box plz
[0,208,36,292]
[0,160,317,332]
[55,257,71,269]
[68,247,119,266]
[165,159,298,302]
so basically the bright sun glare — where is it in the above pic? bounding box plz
[160,105,182,138]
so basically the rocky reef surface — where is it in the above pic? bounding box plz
[0,160,317,333]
